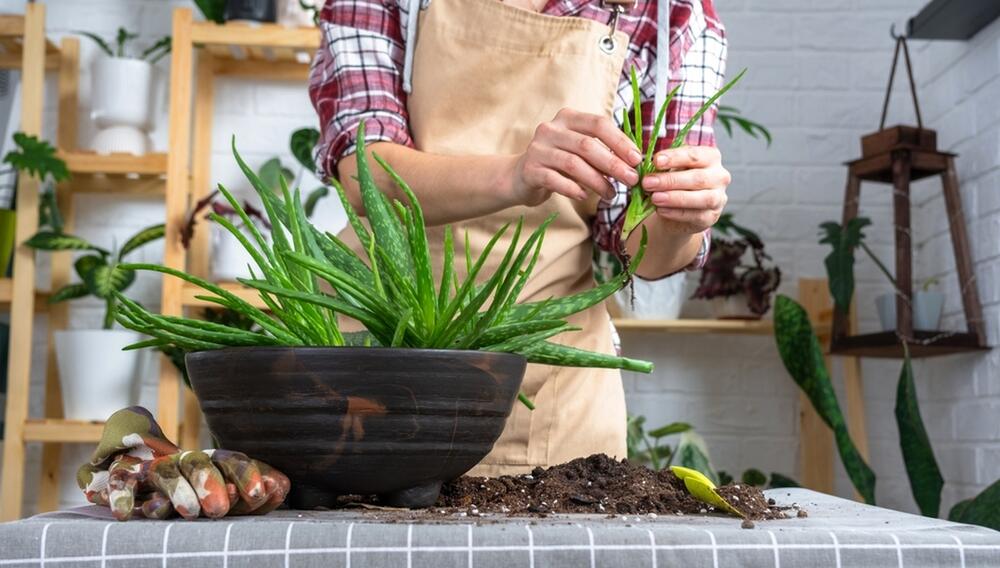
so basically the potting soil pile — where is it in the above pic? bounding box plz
[435,454,789,520]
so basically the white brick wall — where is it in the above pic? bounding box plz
[0,0,996,520]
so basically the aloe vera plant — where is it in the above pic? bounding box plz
[116,124,653,408]
[620,68,746,240]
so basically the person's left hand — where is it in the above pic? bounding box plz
[77,406,290,521]
[640,146,731,234]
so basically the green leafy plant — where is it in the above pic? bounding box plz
[691,213,781,316]
[716,106,771,146]
[625,416,719,483]
[25,224,166,329]
[620,68,747,240]
[896,344,944,517]
[78,28,171,63]
[114,124,653,408]
[3,132,70,233]
[949,479,1000,530]
[819,217,897,314]
[773,294,876,504]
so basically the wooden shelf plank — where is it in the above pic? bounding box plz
[612,318,774,334]
[23,419,104,443]
[0,278,50,310]
[0,276,10,303]
[830,331,989,358]
[60,151,168,176]
[190,21,319,51]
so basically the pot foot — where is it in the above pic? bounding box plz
[378,481,443,509]
[289,484,339,510]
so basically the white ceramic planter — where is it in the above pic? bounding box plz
[212,226,264,281]
[278,0,315,26]
[54,329,143,421]
[90,57,153,155]
[710,293,760,320]
[876,291,945,331]
[613,273,687,320]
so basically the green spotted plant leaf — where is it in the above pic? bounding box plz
[949,480,1000,530]
[773,294,876,504]
[895,344,944,518]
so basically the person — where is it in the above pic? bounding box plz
[309,0,730,476]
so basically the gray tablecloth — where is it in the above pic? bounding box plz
[1,489,998,567]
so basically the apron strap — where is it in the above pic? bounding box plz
[402,0,423,94]
[654,0,669,137]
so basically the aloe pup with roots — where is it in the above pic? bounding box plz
[115,123,654,408]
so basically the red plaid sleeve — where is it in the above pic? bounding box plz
[309,0,415,179]
[591,0,727,277]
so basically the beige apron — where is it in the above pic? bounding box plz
[347,0,632,476]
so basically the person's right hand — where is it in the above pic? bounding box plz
[510,108,642,206]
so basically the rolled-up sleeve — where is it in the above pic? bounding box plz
[309,0,414,180]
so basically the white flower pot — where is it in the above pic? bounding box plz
[710,293,759,320]
[278,0,315,26]
[212,226,263,282]
[613,273,686,320]
[90,57,153,155]
[54,329,143,422]
[876,291,945,331]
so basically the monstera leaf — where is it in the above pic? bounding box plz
[819,217,871,314]
[774,294,876,504]
[896,345,944,517]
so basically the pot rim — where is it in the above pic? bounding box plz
[185,345,528,364]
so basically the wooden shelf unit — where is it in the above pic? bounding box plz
[22,419,105,443]
[0,4,72,522]
[60,151,168,196]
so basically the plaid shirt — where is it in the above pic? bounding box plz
[309,0,726,269]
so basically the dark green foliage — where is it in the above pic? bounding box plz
[819,217,871,314]
[895,345,944,517]
[741,468,768,487]
[4,133,69,183]
[948,479,1000,530]
[716,105,772,146]
[194,0,227,23]
[773,294,876,504]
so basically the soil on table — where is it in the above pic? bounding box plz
[336,454,796,522]
[435,454,789,521]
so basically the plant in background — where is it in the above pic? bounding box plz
[717,468,800,489]
[691,213,781,316]
[620,68,746,240]
[114,124,653,408]
[3,132,69,233]
[77,27,171,64]
[160,307,258,387]
[25,224,165,328]
[715,106,772,146]
[819,217,897,314]
[193,0,227,23]
[625,416,721,483]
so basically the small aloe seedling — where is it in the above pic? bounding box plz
[621,68,747,240]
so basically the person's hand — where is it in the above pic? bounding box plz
[511,108,642,206]
[77,406,290,521]
[641,146,731,234]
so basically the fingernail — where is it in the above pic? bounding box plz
[656,154,670,168]
[624,170,639,185]
[629,150,642,165]
[643,175,660,189]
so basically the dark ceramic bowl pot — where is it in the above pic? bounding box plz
[186,347,526,508]
[224,0,277,22]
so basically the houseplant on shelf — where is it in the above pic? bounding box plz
[113,125,653,508]
[691,213,781,319]
[820,217,943,331]
[24,223,165,421]
[78,28,170,155]
[225,0,278,22]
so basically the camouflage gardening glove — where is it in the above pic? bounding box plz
[77,406,290,521]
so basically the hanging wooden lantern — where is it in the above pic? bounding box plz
[830,34,987,358]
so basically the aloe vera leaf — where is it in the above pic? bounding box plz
[773,294,876,504]
[438,225,455,312]
[213,182,274,266]
[391,308,412,347]
[481,324,578,354]
[373,152,436,330]
[522,341,654,373]
[517,392,536,410]
[630,66,643,148]
[671,68,747,150]
[474,319,568,347]
[354,122,414,280]
[484,215,555,327]
[645,84,681,167]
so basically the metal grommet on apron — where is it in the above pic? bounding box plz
[599,0,629,54]
[339,0,635,477]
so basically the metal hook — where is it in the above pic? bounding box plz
[890,22,906,40]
